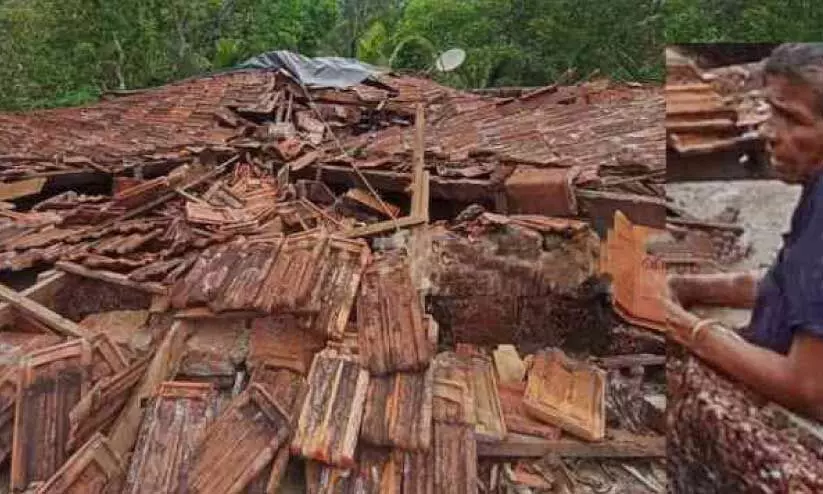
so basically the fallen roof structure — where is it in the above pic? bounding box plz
[0,56,671,493]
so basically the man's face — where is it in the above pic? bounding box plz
[763,74,823,183]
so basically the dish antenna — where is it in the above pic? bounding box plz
[434,48,466,72]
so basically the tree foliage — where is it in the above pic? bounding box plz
[0,0,667,110]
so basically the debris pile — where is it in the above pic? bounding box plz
[0,60,667,493]
[665,53,769,182]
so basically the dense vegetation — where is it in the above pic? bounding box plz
[0,0,663,111]
[3,0,822,111]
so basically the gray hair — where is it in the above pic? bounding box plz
[765,43,823,113]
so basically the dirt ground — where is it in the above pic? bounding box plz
[667,179,801,328]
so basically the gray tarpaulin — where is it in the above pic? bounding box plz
[237,50,384,89]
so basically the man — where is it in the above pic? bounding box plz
[665,43,823,422]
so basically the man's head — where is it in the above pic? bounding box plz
[763,43,823,183]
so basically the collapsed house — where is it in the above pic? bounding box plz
[0,55,671,493]
[665,54,823,493]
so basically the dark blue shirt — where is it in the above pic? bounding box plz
[745,173,823,354]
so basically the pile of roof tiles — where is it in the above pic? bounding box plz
[0,62,674,493]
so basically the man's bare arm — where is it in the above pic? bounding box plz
[690,326,823,421]
[668,270,763,309]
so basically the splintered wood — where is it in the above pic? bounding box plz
[122,382,217,494]
[188,384,296,494]
[69,355,151,450]
[357,257,432,375]
[292,350,369,467]
[523,349,606,442]
[601,210,667,332]
[34,433,125,494]
[360,369,433,451]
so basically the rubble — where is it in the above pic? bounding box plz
[0,58,667,492]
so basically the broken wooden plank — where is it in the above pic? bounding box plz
[342,215,426,239]
[0,271,67,328]
[523,349,606,442]
[34,433,125,494]
[122,382,217,494]
[477,430,666,458]
[11,340,94,491]
[108,320,190,457]
[596,353,666,369]
[188,384,297,494]
[0,282,91,338]
[360,368,433,451]
[357,256,432,375]
[292,350,369,468]
[55,261,167,295]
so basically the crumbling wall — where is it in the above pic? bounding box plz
[425,221,615,355]
[668,355,823,493]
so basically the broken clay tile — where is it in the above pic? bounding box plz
[188,384,295,494]
[11,339,94,491]
[248,364,308,418]
[208,242,282,313]
[523,348,606,442]
[122,382,218,494]
[360,368,433,451]
[431,352,476,426]
[243,445,290,494]
[461,350,507,442]
[254,231,331,313]
[292,350,369,468]
[492,344,526,385]
[497,382,561,441]
[601,211,667,332]
[504,166,578,217]
[433,422,478,494]
[306,237,370,340]
[0,366,17,465]
[306,447,433,494]
[357,256,432,375]
[68,355,151,451]
[178,318,248,379]
[248,316,325,375]
[34,433,125,494]
[0,332,63,376]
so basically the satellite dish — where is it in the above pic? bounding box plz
[434,48,466,72]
